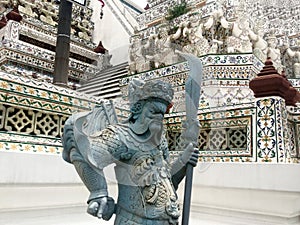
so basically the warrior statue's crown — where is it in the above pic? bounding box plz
[128,79,174,107]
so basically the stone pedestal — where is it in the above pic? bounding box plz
[250,58,299,163]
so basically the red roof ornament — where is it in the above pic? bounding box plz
[249,57,300,106]
[94,41,107,54]
[6,7,22,22]
[0,16,7,29]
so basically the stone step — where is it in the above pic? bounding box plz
[86,62,128,82]
[77,62,128,98]
[83,81,121,95]
[78,71,127,92]
[95,91,122,99]
[92,88,122,99]
[90,86,120,95]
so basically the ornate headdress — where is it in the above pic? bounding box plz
[128,78,174,109]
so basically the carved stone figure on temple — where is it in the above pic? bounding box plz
[18,0,38,18]
[128,35,149,74]
[143,33,156,65]
[248,21,268,62]
[38,0,58,26]
[227,5,253,54]
[182,12,210,56]
[266,33,283,73]
[62,78,199,225]
[285,42,300,78]
[203,7,230,53]
[0,0,13,14]
[146,24,179,68]
[209,39,223,54]
[293,52,300,78]
[204,8,229,31]
[77,18,92,41]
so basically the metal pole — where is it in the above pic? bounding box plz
[181,164,194,225]
[53,0,72,86]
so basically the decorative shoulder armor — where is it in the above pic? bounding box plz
[88,125,128,169]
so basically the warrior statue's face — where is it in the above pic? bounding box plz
[129,100,168,145]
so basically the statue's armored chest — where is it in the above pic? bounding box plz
[113,125,180,221]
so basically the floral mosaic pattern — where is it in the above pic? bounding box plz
[255,97,293,163]
[20,19,98,58]
[287,121,297,159]
[0,132,62,155]
[120,54,261,112]
[120,53,263,87]
[0,72,101,112]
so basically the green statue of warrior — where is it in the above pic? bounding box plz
[62,78,199,225]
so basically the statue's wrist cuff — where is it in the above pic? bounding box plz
[88,190,108,203]
[171,157,186,175]
[179,156,186,166]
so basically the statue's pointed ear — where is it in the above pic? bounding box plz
[128,78,145,106]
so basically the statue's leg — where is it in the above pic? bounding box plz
[114,211,175,225]
[114,213,140,225]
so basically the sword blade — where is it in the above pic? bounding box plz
[176,51,203,225]
[184,53,202,123]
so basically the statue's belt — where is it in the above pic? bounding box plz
[116,206,177,225]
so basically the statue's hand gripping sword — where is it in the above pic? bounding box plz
[176,51,203,225]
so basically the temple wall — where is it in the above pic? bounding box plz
[0,152,86,211]
[1,155,300,225]
[186,163,300,224]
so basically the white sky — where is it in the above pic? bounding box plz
[135,0,148,8]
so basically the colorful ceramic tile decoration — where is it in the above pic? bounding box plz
[165,107,254,162]
[0,71,102,155]
[121,0,300,163]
